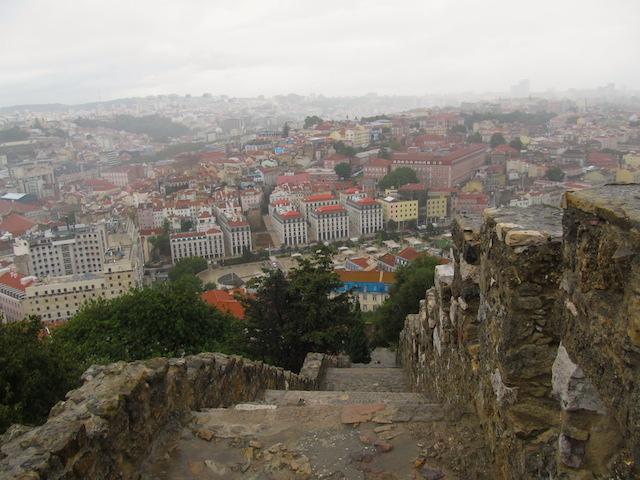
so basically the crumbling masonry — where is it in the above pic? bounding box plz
[399,184,640,478]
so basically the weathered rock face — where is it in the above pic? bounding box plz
[400,185,640,479]
[0,353,324,480]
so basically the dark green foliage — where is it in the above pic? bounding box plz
[303,115,324,129]
[241,248,369,372]
[360,114,390,123]
[372,255,440,345]
[0,126,29,143]
[378,167,419,190]
[334,162,352,179]
[449,124,467,134]
[333,141,359,158]
[509,137,524,151]
[168,257,208,282]
[379,147,391,159]
[282,122,290,137]
[467,132,483,143]
[148,220,171,262]
[74,114,190,142]
[180,218,194,232]
[490,133,506,148]
[463,111,556,129]
[0,317,75,433]
[546,166,565,182]
[51,282,238,373]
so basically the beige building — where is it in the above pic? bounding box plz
[377,196,419,223]
[169,229,225,264]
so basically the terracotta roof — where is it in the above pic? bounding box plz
[348,257,370,269]
[304,193,335,202]
[0,213,37,236]
[315,205,345,214]
[378,253,396,266]
[336,270,396,284]
[201,289,245,320]
[355,197,378,206]
[397,247,419,262]
[0,271,35,292]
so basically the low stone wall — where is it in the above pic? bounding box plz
[399,185,640,479]
[0,352,322,480]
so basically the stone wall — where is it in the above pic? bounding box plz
[399,185,640,479]
[0,352,325,480]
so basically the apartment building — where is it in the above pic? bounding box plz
[344,196,383,237]
[22,243,143,324]
[272,209,308,246]
[15,223,108,278]
[0,271,35,323]
[299,193,338,221]
[216,213,252,257]
[377,196,419,223]
[309,205,349,242]
[169,229,225,264]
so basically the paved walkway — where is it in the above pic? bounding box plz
[141,351,490,479]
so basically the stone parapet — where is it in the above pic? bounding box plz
[0,353,319,480]
[400,186,640,478]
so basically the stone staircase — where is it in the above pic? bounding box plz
[140,349,488,479]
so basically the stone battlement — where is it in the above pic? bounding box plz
[399,184,640,479]
[0,352,329,479]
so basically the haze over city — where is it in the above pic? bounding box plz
[1,0,639,107]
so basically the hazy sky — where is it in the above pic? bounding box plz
[1,0,639,107]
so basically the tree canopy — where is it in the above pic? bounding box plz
[304,116,323,129]
[334,162,352,179]
[168,256,208,282]
[372,255,440,345]
[467,132,483,143]
[546,166,565,182]
[509,137,524,151]
[0,126,29,143]
[74,114,190,142]
[51,281,238,373]
[378,167,419,190]
[241,248,370,372]
[333,141,358,158]
[0,317,75,433]
[490,133,506,148]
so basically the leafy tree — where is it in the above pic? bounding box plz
[180,218,194,232]
[282,122,290,138]
[241,248,369,372]
[379,147,391,159]
[304,115,323,129]
[74,114,190,142]
[378,167,419,190]
[0,126,29,143]
[449,124,467,134]
[387,219,398,232]
[546,166,565,182]
[372,255,440,345]
[509,137,524,151]
[334,162,352,179]
[468,132,483,143]
[0,317,75,433]
[490,133,506,148]
[168,256,208,282]
[51,281,239,373]
[333,141,358,158]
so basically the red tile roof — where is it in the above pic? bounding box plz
[0,213,37,236]
[348,257,370,269]
[315,205,345,214]
[355,197,377,206]
[378,253,396,267]
[304,193,335,202]
[397,247,419,262]
[0,271,35,292]
[336,269,396,284]
[201,289,245,320]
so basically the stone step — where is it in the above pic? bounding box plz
[262,389,428,406]
[323,367,407,392]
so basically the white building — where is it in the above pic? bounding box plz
[309,205,349,243]
[16,223,108,278]
[299,193,338,221]
[345,196,384,237]
[216,212,252,257]
[0,271,36,323]
[169,229,225,264]
[272,208,307,246]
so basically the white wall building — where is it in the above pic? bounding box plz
[345,196,384,237]
[299,193,338,221]
[169,229,225,264]
[272,208,307,246]
[309,205,349,243]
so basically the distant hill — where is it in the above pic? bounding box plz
[73,114,190,142]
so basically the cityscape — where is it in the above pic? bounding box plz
[1,1,639,479]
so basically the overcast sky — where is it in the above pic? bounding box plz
[1,0,639,107]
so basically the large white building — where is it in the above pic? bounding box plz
[272,208,307,246]
[216,213,252,257]
[344,196,384,237]
[299,193,338,221]
[169,229,225,264]
[0,271,36,323]
[309,205,349,243]
[15,223,108,278]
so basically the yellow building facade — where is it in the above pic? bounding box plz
[377,197,419,223]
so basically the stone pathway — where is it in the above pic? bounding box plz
[141,349,490,479]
